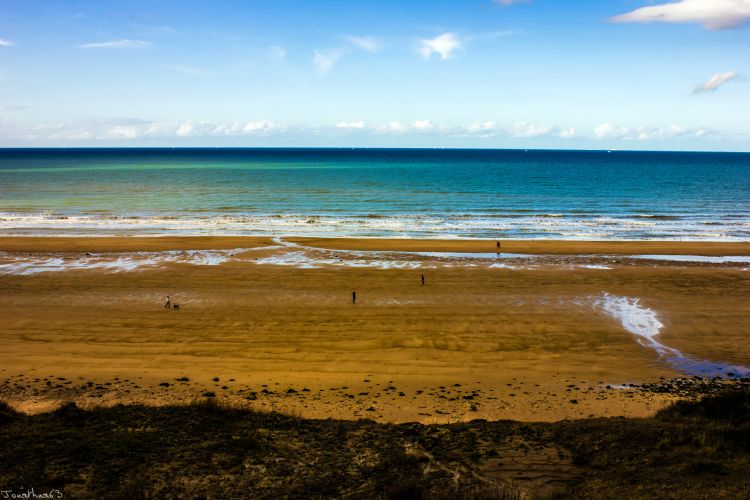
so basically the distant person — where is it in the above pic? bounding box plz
[352,291,356,304]
[496,241,501,249]
[164,295,171,309]
[421,274,425,286]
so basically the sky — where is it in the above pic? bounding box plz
[0,0,748,150]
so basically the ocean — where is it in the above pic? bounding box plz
[1,148,748,240]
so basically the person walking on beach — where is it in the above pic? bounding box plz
[421,274,425,286]
[352,291,356,304]
[164,295,171,309]
[496,240,501,250]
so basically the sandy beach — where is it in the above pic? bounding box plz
[1,236,749,422]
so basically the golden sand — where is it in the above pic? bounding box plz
[1,237,748,422]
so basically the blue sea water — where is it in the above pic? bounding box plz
[0,148,748,239]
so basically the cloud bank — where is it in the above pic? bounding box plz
[0,118,722,147]
[593,123,710,141]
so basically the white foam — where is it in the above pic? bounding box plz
[592,293,677,356]
[0,249,254,275]
[2,211,749,240]
[489,262,523,270]
[253,250,425,270]
[579,264,613,270]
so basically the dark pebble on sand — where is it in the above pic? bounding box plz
[203,392,216,397]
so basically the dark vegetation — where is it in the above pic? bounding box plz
[1,390,749,499]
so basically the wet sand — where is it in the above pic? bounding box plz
[1,236,749,422]
[1,235,749,255]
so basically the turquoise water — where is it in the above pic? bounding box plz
[0,148,749,239]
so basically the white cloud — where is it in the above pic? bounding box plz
[413,120,435,131]
[463,121,498,136]
[103,125,139,139]
[344,35,382,53]
[174,120,280,137]
[377,121,409,134]
[239,121,278,135]
[313,49,342,75]
[374,120,440,134]
[418,32,462,60]
[0,38,15,47]
[336,121,366,129]
[506,122,551,138]
[610,0,750,30]
[559,128,576,138]
[176,121,196,137]
[594,123,712,141]
[269,45,286,62]
[145,122,175,136]
[694,70,738,93]
[78,39,149,49]
[594,123,630,140]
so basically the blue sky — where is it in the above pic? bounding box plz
[0,0,748,150]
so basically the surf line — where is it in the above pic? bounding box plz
[591,292,750,379]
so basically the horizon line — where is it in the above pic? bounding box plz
[1,146,749,154]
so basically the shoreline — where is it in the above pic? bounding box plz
[1,235,749,255]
